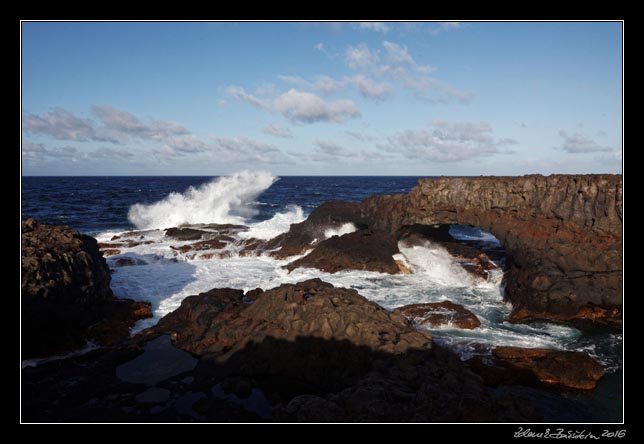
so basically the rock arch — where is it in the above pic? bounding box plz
[357,174,622,324]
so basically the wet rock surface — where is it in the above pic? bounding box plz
[395,301,482,329]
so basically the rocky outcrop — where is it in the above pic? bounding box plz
[23,279,609,422]
[146,279,433,392]
[270,175,622,325]
[395,301,481,329]
[490,346,605,390]
[284,229,401,274]
[21,219,152,358]
[367,175,622,324]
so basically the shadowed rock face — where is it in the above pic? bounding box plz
[21,218,152,358]
[272,175,622,324]
[491,346,606,390]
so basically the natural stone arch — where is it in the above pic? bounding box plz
[357,175,622,324]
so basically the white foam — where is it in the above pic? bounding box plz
[398,241,477,287]
[324,223,357,239]
[127,170,277,230]
[238,205,305,240]
[100,212,617,370]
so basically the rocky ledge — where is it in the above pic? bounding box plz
[21,218,152,359]
[23,278,608,422]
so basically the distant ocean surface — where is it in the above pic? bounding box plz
[21,173,623,421]
[21,175,422,236]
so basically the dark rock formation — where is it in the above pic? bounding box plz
[165,227,208,241]
[269,175,622,324]
[263,202,364,259]
[147,279,433,392]
[21,219,152,358]
[284,229,402,274]
[365,175,622,324]
[23,279,609,423]
[395,301,482,329]
[490,346,605,390]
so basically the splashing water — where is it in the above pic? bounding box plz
[127,170,277,229]
[238,205,305,240]
[323,222,357,239]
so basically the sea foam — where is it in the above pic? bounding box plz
[127,170,277,230]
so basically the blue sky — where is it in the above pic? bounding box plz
[21,21,622,176]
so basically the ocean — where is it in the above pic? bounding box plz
[21,172,623,421]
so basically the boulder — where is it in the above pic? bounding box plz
[149,279,433,392]
[395,301,481,329]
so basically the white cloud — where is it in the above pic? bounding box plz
[344,41,470,104]
[378,120,515,162]
[558,130,613,153]
[356,22,390,33]
[278,73,390,100]
[345,44,379,70]
[352,74,392,99]
[314,140,356,158]
[211,137,288,163]
[293,140,391,164]
[23,106,289,166]
[263,123,292,138]
[161,135,209,154]
[345,130,376,142]
[88,147,134,159]
[22,140,46,154]
[25,106,191,145]
[274,89,360,123]
[24,108,95,142]
[383,41,414,65]
[225,86,265,108]
[228,87,360,124]
[430,22,462,36]
[278,74,346,95]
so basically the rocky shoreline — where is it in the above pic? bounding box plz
[21,174,622,422]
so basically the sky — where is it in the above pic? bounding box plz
[21,21,623,176]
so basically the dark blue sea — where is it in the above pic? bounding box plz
[21,175,422,236]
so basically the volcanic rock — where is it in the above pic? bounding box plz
[21,218,152,358]
[491,346,605,390]
[395,301,481,329]
[284,229,401,274]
